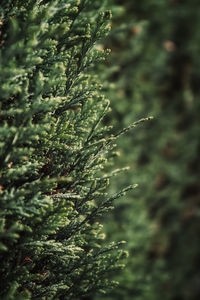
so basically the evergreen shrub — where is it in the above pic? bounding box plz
[0,1,138,299]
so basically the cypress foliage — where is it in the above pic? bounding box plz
[98,0,200,300]
[0,1,135,299]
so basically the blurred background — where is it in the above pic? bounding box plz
[95,0,200,299]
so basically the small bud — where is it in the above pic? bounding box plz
[24,257,33,263]
[163,40,176,52]
[131,26,142,35]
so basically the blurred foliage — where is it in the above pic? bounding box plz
[95,0,200,299]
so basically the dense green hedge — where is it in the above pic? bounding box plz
[1,1,200,299]
[0,1,137,299]
[98,1,200,300]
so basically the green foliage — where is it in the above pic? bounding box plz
[0,1,135,299]
[96,0,200,300]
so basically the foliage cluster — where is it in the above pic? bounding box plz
[0,1,136,299]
